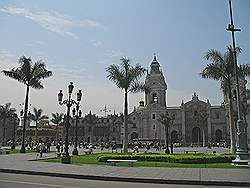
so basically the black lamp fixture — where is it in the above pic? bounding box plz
[57,82,82,164]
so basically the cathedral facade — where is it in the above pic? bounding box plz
[65,55,249,147]
[126,56,229,146]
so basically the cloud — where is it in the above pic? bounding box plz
[96,49,124,65]
[91,40,103,47]
[0,49,17,68]
[0,6,106,39]
[104,49,123,58]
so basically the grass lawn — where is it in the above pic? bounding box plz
[42,154,250,169]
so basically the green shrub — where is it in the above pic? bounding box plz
[97,153,236,164]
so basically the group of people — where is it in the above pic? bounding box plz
[37,142,51,157]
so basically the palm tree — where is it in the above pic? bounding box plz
[200,46,250,153]
[2,56,52,153]
[158,112,172,154]
[0,103,16,146]
[51,112,64,145]
[106,57,146,153]
[30,107,49,146]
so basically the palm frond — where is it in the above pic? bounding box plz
[51,112,63,124]
[2,69,26,84]
[129,82,145,93]
[29,79,44,89]
[0,103,16,119]
[204,49,224,64]
[106,57,145,94]
[106,64,127,89]
[238,64,250,77]
[3,56,52,90]
[200,63,222,80]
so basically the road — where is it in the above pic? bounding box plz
[0,173,246,188]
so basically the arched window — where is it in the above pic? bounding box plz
[215,129,222,142]
[152,93,158,103]
[130,132,138,140]
[152,113,156,119]
[171,130,178,143]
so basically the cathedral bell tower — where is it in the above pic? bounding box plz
[145,55,167,107]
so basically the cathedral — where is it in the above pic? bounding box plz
[65,55,249,147]
[126,55,229,146]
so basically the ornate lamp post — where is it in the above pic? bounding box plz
[11,113,19,150]
[226,0,248,164]
[58,82,82,164]
[72,105,82,155]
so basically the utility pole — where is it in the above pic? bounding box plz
[226,0,249,164]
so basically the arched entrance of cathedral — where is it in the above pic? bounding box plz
[215,129,222,142]
[130,132,138,140]
[171,130,178,143]
[192,127,202,145]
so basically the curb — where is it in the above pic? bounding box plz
[1,168,250,187]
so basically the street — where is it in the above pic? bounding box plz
[0,173,246,188]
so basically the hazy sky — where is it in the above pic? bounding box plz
[0,0,249,118]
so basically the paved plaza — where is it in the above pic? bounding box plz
[0,146,249,186]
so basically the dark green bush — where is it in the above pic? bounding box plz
[97,153,236,164]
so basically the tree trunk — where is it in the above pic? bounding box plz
[56,124,59,145]
[165,124,170,154]
[122,89,128,153]
[35,121,38,146]
[228,84,236,154]
[20,85,30,153]
[2,117,6,146]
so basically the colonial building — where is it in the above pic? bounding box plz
[127,56,231,146]
[16,120,59,144]
[68,112,123,144]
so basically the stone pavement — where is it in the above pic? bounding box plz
[0,149,250,186]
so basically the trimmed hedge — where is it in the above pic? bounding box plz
[97,153,236,164]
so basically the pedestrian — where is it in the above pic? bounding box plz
[38,143,44,158]
[60,143,64,153]
[170,143,174,154]
[46,142,51,152]
[56,143,60,153]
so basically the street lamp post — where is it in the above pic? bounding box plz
[72,105,82,155]
[58,82,82,164]
[227,0,249,164]
[11,113,19,150]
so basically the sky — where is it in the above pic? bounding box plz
[0,0,250,118]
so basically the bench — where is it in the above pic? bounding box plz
[185,150,198,154]
[107,159,138,166]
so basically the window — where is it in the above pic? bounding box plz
[132,123,136,128]
[153,124,156,129]
[152,114,156,119]
[152,93,158,103]
[171,113,176,119]
[216,112,220,119]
